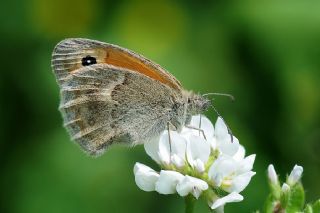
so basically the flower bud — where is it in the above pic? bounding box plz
[287,165,303,185]
[281,183,290,193]
[268,164,278,185]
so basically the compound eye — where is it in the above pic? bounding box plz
[187,98,191,103]
[82,55,97,66]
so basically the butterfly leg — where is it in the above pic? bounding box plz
[185,125,207,140]
[166,122,178,160]
[166,123,172,155]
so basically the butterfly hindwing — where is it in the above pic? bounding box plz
[55,64,184,156]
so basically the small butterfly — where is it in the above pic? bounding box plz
[51,38,211,156]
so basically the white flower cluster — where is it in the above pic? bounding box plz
[134,115,256,211]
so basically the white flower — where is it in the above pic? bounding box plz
[135,115,256,210]
[208,154,256,193]
[268,164,279,185]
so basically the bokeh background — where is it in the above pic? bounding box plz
[1,0,320,212]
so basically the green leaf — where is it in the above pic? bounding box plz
[286,183,305,213]
[303,204,313,213]
[312,200,320,212]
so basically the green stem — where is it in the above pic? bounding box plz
[185,195,196,213]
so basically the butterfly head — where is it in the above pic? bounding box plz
[185,91,211,116]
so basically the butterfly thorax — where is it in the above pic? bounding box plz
[183,90,211,123]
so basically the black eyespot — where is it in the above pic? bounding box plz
[187,98,191,103]
[82,55,97,66]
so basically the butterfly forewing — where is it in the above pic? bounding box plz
[52,38,182,90]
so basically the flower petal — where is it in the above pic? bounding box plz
[237,154,256,174]
[171,154,185,168]
[169,131,187,161]
[134,163,159,192]
[225,171,256,193]
[232,145,245,161]
[194,159,205,173]
[144,137,161,164]
[218,136,240,156]
[187,135,211,168]
[214,117,229,140]
[176,175,208,199]
[211,192,243,209]
[209,137,217,150]
[155,170,184,194]
[158,131,172,164]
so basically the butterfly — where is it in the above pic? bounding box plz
[51,38,211,156]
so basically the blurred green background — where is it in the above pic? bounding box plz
[1,0,320,212]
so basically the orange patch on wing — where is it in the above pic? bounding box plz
[104,48,179,89]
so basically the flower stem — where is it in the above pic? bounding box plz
[185,195,195,213]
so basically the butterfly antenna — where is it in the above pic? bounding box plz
[203,93,235,102]
[210,104,234,143]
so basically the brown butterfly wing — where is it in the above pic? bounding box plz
[51,38,185,156]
